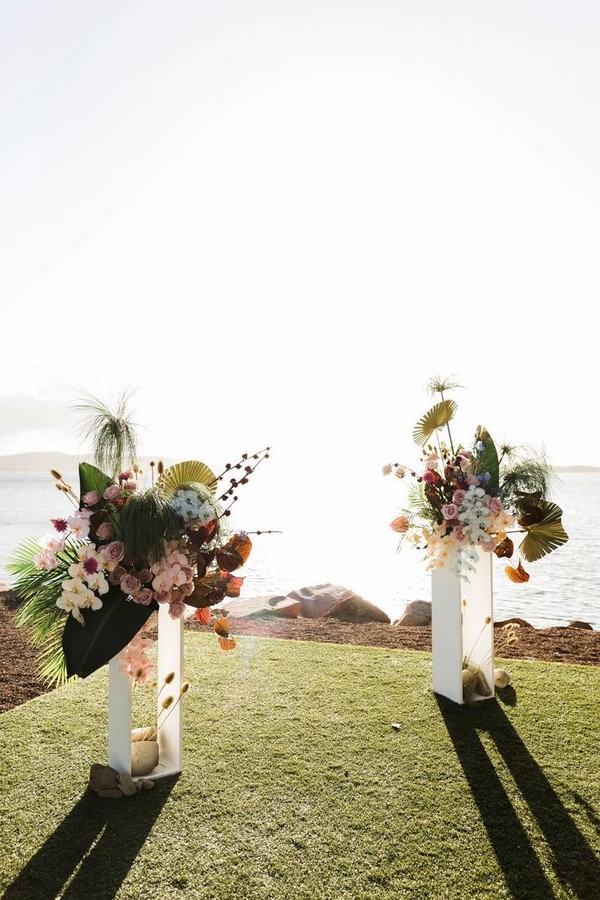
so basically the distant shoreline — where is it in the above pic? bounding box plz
[1,452,599,474]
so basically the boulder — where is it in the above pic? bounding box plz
[495,617,534,629]
[287,584,390,624]
[219,594,299,619]
[568,620,594,630]
[394,600,431,627]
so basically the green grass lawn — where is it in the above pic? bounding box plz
[1,633,599,899]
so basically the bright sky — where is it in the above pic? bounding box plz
[1,0,599,517]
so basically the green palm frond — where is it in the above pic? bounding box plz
[119,490,182,562]
[500,454,554,506]
[518,501,569,562]
[7,539,79,686]
[74,390,139,478]
[407,483,438,525]
[413,399,458,446]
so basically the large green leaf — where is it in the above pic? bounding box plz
[78,462,113,503]
[473,426,499,496]
[413,399,458,446]
[518,501,569,562]
[62,586,158,679]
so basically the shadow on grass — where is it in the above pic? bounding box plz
[438,697,600,900]
[4,776,178,900]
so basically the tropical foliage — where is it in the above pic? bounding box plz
[9,449,270,687]
[384,377,568,581]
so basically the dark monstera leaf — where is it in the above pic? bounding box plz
[62,586,158,679]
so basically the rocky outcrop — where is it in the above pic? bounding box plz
[394,600,432,627]
[222,583,390,624]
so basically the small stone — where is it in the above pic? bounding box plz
[494,668,511,689]
[391,723,401,731]
[89,763,120,793]
[141,779,156,790]
[117,772,137,797]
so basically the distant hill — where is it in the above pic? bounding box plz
[0,452,86,472]
[0,452,176,473]
[552,465,600,473]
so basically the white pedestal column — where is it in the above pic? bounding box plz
[108,604,184,777]
[431,551,494,704]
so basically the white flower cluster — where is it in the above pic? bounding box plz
[172,488,216,525]
[457,486,493,544]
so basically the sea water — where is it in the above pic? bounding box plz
[0,471,598,629]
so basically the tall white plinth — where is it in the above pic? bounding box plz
[108,604,184,777]
[431,552,494,704]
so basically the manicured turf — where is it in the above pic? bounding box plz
[1,633,599,899]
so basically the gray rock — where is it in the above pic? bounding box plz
[287,583,390,623]
[394,600,432,627]
[219,594,289,618]
[117,772,137,796]
[89,763,120,793]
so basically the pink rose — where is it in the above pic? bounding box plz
[390,516,409,534]
[488,497,503,514]
[452,490,466,505]
[133,588,154,605]
[82,490,100,506]
[123,480,137,492]
[103,541,125,564]
[103,484,122,502]
[138,568,153,584]
[120,574,141,595]
[466,475,479,486]
[441,503,459,520]
[108,565,127,585]
[168,599,186,620]
[96,521,113,541]
[155,590,171,604]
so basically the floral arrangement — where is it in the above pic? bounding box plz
[8,395,270,686]
[384,377,568,581]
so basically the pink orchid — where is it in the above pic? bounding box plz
[51,518,69,533]
[82,490,100,506]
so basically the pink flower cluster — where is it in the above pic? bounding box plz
[117,634,155,683]
[150,542,196,620]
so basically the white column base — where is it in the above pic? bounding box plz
[108,604,184,778]
[431,551,494,704]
